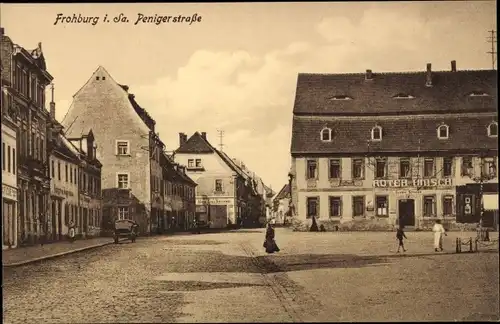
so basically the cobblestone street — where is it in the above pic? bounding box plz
[3,229,499,323]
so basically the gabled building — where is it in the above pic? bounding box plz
[290,61,498,230]
[1,28,53,245]
[272,184,291,225]
[175,131,266,228]
[47,90,103,240]
[160,152,197,232]
[61,66,163,234]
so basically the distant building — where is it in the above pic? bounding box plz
[160,152,197,232]
[273,184,291,225]
[290,61,498,229]
[175,132,267,228]
[1,28,53,245]
[61,66,164,234]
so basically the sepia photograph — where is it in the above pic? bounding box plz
[1,1,498,323]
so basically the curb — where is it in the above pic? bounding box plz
[3,238,127,268]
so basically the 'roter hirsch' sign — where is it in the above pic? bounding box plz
[373,178,452,188]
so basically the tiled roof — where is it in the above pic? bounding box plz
[293,69,497,115]
[274,184,290,201]
[161,152,197,186]
[175,132,214,154]
[291,115,498,154]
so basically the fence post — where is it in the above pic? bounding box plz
[469,237,473,252]
[455,238,459,253]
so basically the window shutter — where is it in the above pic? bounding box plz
[316,197,320,217]
[339,198,343,217]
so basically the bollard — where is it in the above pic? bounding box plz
[469,237,473,252]
[456,238,459,253]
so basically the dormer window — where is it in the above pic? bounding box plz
[488,122,498,137]
[437,124,449,140]
[468,91,490,97]
[393,93,415,99]
[330,95,353,101]
[371,126,382,141]
[320,127,333,142]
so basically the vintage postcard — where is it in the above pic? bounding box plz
[1,1,498,323]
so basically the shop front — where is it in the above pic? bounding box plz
[2,184,18,249]
[195,197,235,228]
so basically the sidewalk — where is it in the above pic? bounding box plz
[2,236,117,267]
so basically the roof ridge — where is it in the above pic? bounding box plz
[298,69,495,76]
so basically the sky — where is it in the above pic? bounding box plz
[1,1,496,192]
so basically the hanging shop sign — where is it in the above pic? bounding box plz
[2,184,17,201]
[373,178,453,188]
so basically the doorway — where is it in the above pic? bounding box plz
[398,199,415,227]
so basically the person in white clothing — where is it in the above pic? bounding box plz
[432,219,447,252]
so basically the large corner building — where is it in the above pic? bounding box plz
[290,61,498,229]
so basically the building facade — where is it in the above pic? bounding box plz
[2,90,18,249]
[1,29,53,245]
[175,132,267,228]
[61,66,163,234]
[161,152,197,232]
[290,62,498,229]
[272,184,291,225]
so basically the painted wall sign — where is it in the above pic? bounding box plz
[373,178,452,188]
[196,198,234,205]
[2,184,17,201]
[54,187,74,197]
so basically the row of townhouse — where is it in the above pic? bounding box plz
[61,66,197,235]
[1,28,104,249]
[174,132,274,228]
[289,61,499,230]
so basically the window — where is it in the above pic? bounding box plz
[306,160,317,179]
[118,207,129,220]
[306,197,318,218]
[116,141,130,155]
[399,158,411,178]
[195,159,202,168]
[102,76,106,80]
[188,159,194,168]
[393,93,415,99]
[423,158,434,177]
[51,160,54,178]
[483,158,497,178]
[2,142,5,171]
[371,126,382,141]
[320,127,332,142]
[443,157,453,177]
[329,196,342,217]
[443,196,453,216]
[96,76,100,80]
[74,169,77,184]
[461,157,473,176]
[437,124,449,139]
[7,145,11,173]
[12,148,15,175]
[423,196,436,217]
[65,164,68,182]
[352,158,364,179]
[329,159,341,179]
[376,196,388,216]
[215,179,223,192]
[488,122,498,137]
[69,166,73,183]
[117,173,129,189]
[352,196,365,217]
[57,161,61,180]
[375,158,387,179]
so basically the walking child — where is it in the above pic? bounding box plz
[396,225,407,253]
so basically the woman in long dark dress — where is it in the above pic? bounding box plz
[264,223,280,253]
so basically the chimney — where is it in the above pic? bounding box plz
[425,63,433,87]
[201,132,207,140]
[365,69,373,80]
[179,132,187,146]
[451,60,457,72]
[49,83,56,119]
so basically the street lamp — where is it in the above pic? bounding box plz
[470,155,497,241]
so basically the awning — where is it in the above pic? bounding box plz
[483,194,499,210]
